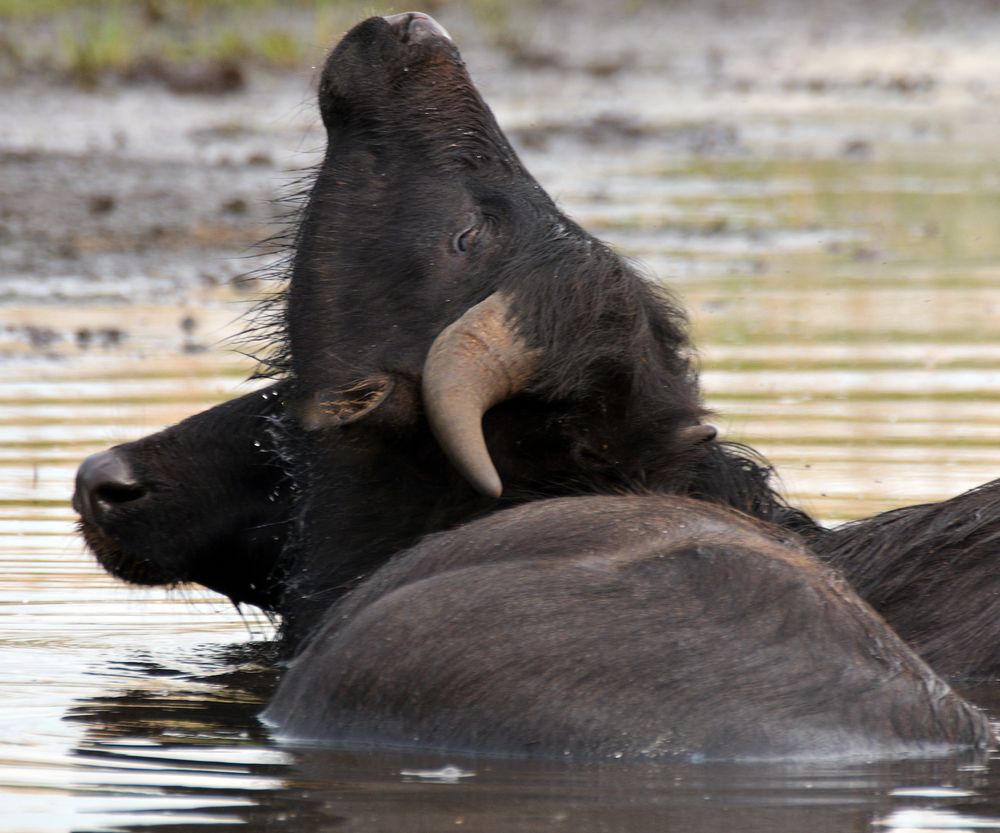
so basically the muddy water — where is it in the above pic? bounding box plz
[4,6,1000,831]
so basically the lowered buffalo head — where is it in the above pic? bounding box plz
[73,385,293,610]
[287,12,713,499]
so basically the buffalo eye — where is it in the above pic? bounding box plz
[452,218,482,254]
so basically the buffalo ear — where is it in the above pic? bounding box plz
[297,375,395,430]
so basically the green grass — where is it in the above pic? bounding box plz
[0,0,633,86]
[0,0,378,19]
[0,0,494,86]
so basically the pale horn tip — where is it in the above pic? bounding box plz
[472,467,503,500]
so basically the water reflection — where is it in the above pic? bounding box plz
[62,645,280,832]
[59,647,1000,833]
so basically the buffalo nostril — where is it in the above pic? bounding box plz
[74,449,146,524]
[383,11,452,44]
[94,481,146,505]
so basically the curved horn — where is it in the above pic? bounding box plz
[422,293,540,498]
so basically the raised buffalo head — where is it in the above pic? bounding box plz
[287,12,711,498]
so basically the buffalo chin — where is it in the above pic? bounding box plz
[78,520,179,587]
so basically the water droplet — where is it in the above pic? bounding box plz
[400,765,475,782]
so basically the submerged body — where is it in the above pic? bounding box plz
[265,496,991,760]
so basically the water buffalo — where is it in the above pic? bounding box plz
[74,390,1000,679]
[72,11,995,758]
[264,495,990,759]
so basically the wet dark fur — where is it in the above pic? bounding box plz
[76,384,293,610]
[812,479,1000,678]
[265,495,991,759]
[75,392,806,607]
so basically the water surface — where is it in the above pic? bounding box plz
[3,6,1000,831]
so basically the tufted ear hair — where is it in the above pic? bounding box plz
[678,424,718,447]
[296,375,395,430]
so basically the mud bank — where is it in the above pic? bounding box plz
[3,3,998,285]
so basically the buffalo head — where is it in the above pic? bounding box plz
[73,385,292,610]
[287,13,711,499]
[263,12,724,646]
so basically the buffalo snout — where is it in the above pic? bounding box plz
[73,448,147,526]
[383,12,452,44]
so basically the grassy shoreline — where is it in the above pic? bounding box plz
[0,0,470,87]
